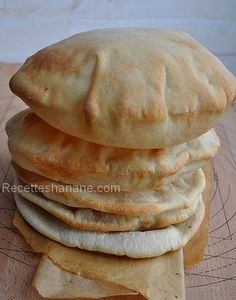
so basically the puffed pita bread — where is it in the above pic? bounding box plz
[9,28,236,149]
[15,192,204,258]
[14,163,205,216]
[33,255,137,298]
[7,110,219,191]
[17,178,201,232]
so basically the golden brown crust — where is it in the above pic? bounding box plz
[17,187,200,232]
[9,28,236,149]
[13,162,205,218]
[7,110,219,191]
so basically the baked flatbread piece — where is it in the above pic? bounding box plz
[7,109,219,191]
[14,163,205,216]
[15,192,205,258]
[9,28,236,148]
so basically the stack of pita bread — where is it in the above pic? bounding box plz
[6,28,236,296]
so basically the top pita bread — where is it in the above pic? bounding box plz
[9,28,236,149]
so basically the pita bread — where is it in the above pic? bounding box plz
[17,178,201,232]
[14,163,205,216]
[9,28,236,149]
[7,110,219,191]
[14,192,205,258]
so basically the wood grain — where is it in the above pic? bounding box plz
[0,63,236,300]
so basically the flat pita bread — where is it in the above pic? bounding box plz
[15,192,205,258]
[14,163,205,216]
[9,28,236,149]
[7,110,219,191]
[17,178,201,232]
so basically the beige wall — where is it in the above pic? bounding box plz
[0,0,236,74]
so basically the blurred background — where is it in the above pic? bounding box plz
[0,0,236,74]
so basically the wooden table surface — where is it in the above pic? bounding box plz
[0,63,236,300]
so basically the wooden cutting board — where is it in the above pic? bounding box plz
[0,63,236,300]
